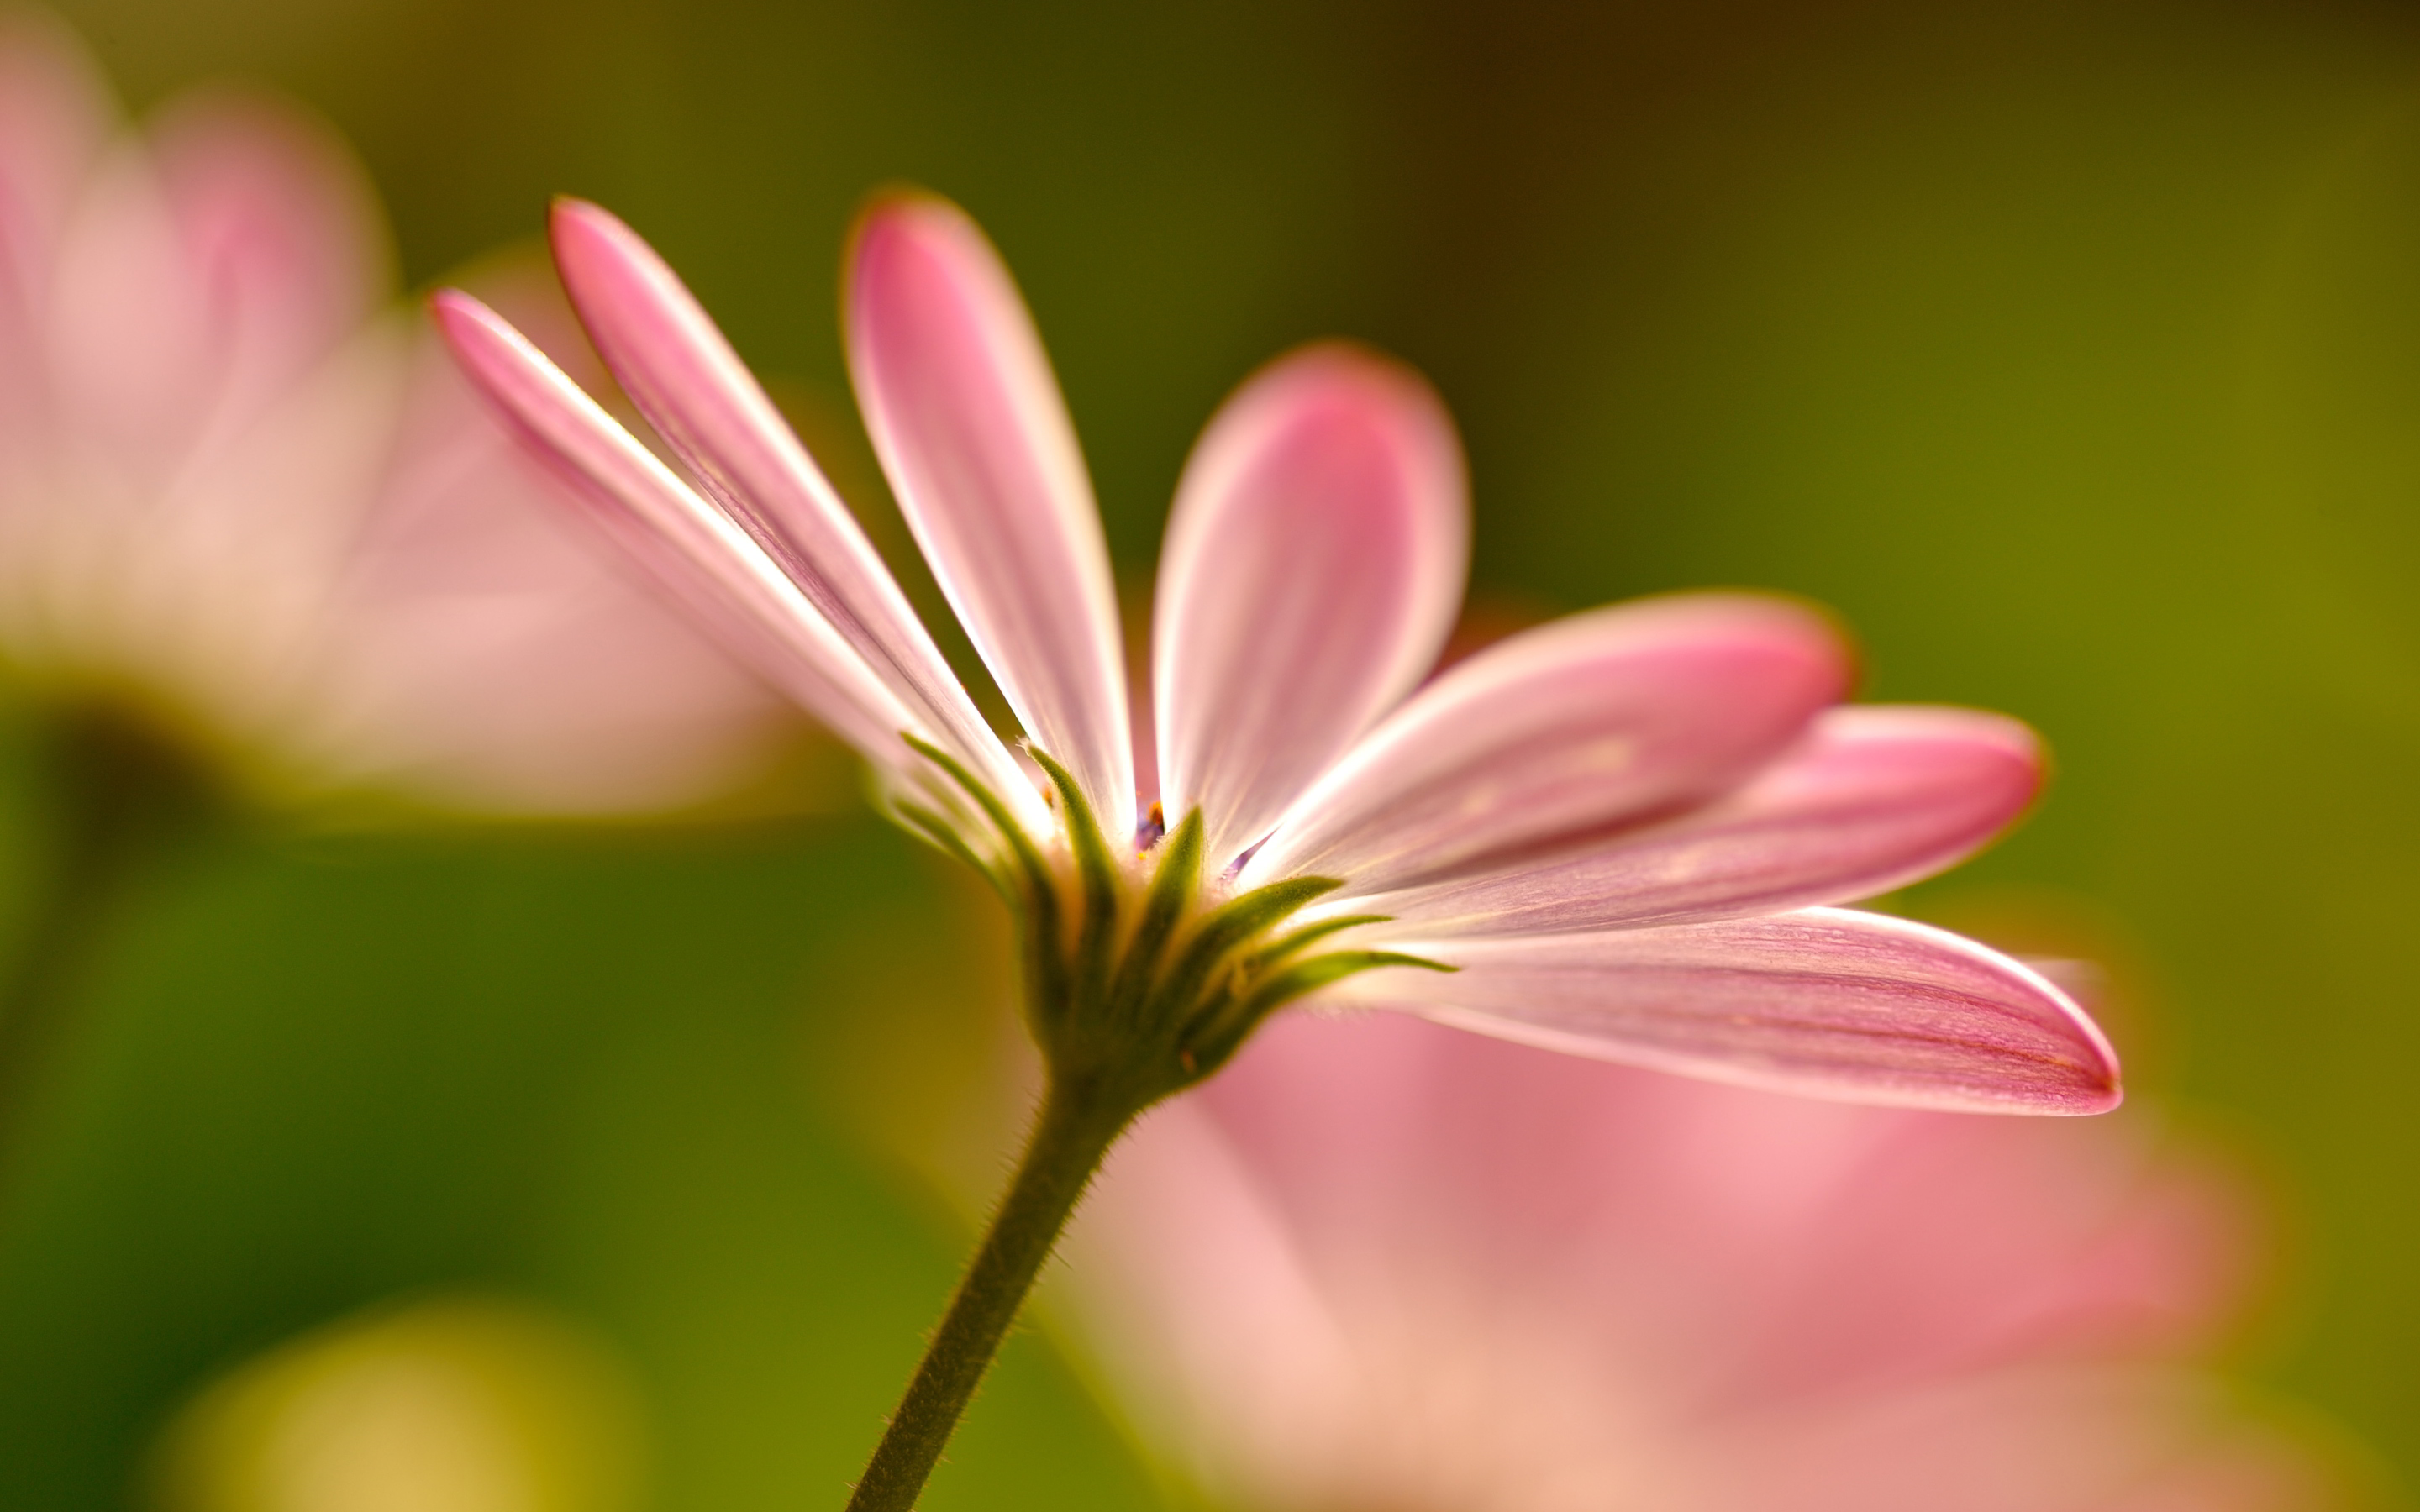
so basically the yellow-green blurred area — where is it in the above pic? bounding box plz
[8,0,2420,1505]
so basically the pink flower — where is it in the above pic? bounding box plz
[0,18,784,813]
[1068,1011,2323,1512]
[435,190,2117,1112]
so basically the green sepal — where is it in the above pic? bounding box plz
[1246,912,1392,972]
[1022,746,1118,893]
[883,741,1452,1126]
[898,735,1050,897]
[1024,745,1121,1009]
[901,732,1067,1017]
[893,798,1013,905]
[1249,948,1456,1009]
[1155,875,1342,1026]
[1107,808,1202,1022]
[1183,948,1456,1081]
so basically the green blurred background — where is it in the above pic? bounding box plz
[8,0,2420,1504]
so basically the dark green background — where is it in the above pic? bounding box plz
[8,0,2420,1504]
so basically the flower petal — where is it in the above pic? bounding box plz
[1346,705,2042,935]
[1330,908,2121,1115]
[1154,344,1468,866]
[1241,595,1849,894]
[430,290,930,770]
[44,94,383,488]
[0,15,111,417]
[546,199,1027,814]
[151,93,388,396]
[845,194,1134,829]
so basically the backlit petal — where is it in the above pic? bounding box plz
[547,200,1029,815]
[1155,344,1467,866]
[1348,705,2041,934]
[431,291,923,767]
[1330,908,2120,1115]
[1242,595,1849,893]
[846,194,1134,827]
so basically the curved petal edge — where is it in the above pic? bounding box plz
[1341,703,2043,935]
[1244,593,1853,893]
[1153,342,1469,865]
[845,192,1134,828]
[1327,907,2122,1116]
[429,289,928,769]
[544,197,1030,815]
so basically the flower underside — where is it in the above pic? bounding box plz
[422,184,2134,1512]
[895,736,1448,1113]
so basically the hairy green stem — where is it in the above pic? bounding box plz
[844,1071,1134,1512]
[860,745,1446,1508]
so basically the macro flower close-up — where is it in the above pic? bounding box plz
[438,195,2116,1121]
[438,184,2124,1507]
[7,3,2420,1509]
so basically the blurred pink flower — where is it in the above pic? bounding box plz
[436,192,2115,1111]
[1069,1011,2328,1512]
[0,18,785,813]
